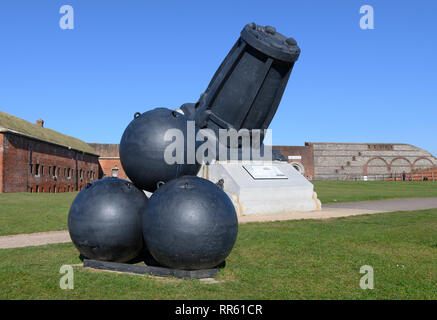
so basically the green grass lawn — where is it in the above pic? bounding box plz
[1,209,437,299]
[0,181,436,236]
[313,180,437,203]
[0,192,77,236]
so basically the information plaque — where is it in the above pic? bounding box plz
[243,165,288,180]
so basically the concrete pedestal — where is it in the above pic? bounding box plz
[198,161,321,216]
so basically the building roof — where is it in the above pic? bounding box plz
[0,111,98,155]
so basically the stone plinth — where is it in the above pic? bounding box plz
[198,161,321,216]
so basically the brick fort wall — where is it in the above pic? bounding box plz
[1,132,99,193]
[310,142,437,180]
[272,144,315,180]
[88,143,129,180]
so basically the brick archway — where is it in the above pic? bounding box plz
[364,157,390,175]
[390,157,412,166]
[412,156,434,168]
[389,157,413,173]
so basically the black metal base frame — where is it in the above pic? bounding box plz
[83,259,219,280]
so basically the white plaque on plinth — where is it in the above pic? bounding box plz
[243,165,287,180]
[198,161,321,216]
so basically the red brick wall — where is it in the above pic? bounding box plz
[1,132,99,193]
[98,158,129,180]
[272,144,315,179]
[88,143,130,181]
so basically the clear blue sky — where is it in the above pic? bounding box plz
[1,1,436,155]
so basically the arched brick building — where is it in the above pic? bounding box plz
[273,142,437,180]
[90,142,437,182]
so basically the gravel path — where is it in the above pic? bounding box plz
[2,197,437,249]
[0,230,71,249]
[323,197,437,211]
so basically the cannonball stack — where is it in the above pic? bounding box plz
[68,107,238,270]
[68,22,300,270]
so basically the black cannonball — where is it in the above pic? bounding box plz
[142,176,238,270]
[119,108,202,192]
[68,177,148,263]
